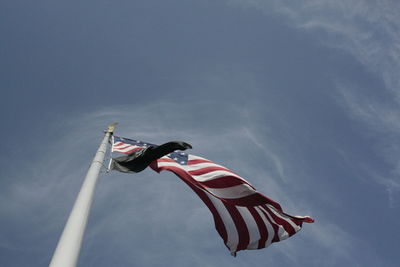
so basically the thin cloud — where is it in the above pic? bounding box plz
[227,0,400,207]
[228,0,400,96]
[338,85,400,206]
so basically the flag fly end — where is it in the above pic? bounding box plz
[304,217,315,223]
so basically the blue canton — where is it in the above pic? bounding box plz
[167,151,189,165]
[115,136,154,147]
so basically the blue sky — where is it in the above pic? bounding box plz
[1,0,399,266]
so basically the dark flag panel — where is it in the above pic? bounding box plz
[111,138,192,173]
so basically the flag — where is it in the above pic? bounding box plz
[110,136,314,255]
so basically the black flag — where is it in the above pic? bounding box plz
[111,141,192,173]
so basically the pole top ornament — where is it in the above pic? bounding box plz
[106,122,118,133]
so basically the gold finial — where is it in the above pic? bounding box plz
[106,122,118,133]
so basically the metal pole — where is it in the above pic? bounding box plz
[49,123,117,267]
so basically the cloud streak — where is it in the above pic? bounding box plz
[227,0,400,207]
[229,0,400,92]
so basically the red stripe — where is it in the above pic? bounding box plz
[291,218,303,227]
[112,144,134,149]
[223,204,249,252]
[201,176,248,188]
[248,207,269,249]
[220,193,271,206]
[147,158,212,165]
[263,206,296,237]
[113,144,136,149]
[113,147,142,154]
[160,157,224,166]
[113,142,124,146]
[188,159,214,165]
[188,166,237,176]
[113,143,130,147]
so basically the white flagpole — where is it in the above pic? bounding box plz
[49,123,118,267]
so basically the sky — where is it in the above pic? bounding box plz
[1,0,400,266]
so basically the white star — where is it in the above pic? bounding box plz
[174,157,178,160]
[180,161,185,164]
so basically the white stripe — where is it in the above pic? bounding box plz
[113,142,132,149]
[186,162,226,171]
[156,161,185,169]
[112,148,135,153]
[156,161,230,174]
[267,204,301,233]
[205,192,239,252]
[255,207,274,247]
[236,207,261,250]
[113,143,134,149]
[113,145,140,153]
[206,184,256,199]
[191,170,242,182]
[112,147,133,152]
[188,155,208,161]
[259,206,289,241]
[189,163,252,185]
[113,144,132,149]
[164,155,253,184]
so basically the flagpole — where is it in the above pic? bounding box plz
[49,123,118,267]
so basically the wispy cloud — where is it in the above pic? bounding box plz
[227,0,400,207]
[338,85,400,206]
[242,127,286,183]
[228,0,400,93]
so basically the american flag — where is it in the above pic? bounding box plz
[111,136,314,255]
